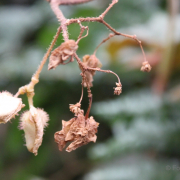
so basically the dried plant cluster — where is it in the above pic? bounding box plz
[0,0,151,155]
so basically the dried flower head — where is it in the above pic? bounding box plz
[81,54,102,87]
[48,40,78,70]
[114,82,122,95]
[0,91,24,124]
[141,61,151,72]
[54,112,99,152]
[69,103,83,116]
[20,107,49,155]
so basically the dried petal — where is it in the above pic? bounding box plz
[0,91,24,124]
[81,54,102,87]
[20,107,49,155]
[141,61,151,72]
[48,40,78,70]
[114,82,122,95]
[54,118,75,151]
[54,113,99,152]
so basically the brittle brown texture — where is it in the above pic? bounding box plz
[54,113,99,152]
[48,40,78,70]
[81,55,102,87]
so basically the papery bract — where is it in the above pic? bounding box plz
[48,40,78,69]
[0,91,24,124]
[20,107,49,155]
[54,113,99,152]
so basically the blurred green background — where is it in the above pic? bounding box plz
[0,0,180,180]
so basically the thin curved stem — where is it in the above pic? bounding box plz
[34,26,62,80]
[74,53,121,89]
[100,19,147,62]
[100,0,118,19]
[16,26,61,103]
[76,21,89,44]
[79,72,85,104]
[84,77,92,120]
[94,33,115,55]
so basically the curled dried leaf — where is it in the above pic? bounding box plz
[48,40,78,70]
[0,91,25,124]
[20,107,49,155]
[54,113,99,152]
[81,54,102,87]
[141,61,151,72]
[114,82,122,95]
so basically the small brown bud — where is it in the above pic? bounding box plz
[20,107,49,155]
[114,82,122,95]
[48,40,78,70]
[69,103,83,116]
[54,113,99,152]
[141,61,151,72]
[0,91,24,124]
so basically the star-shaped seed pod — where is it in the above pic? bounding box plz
[0,91,25,124]
[54,113,99,152]
[20,107,49,155]
[48,40,78,70]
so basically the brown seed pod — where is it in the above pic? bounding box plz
[81,54,102,87]
[54,112,99,152]
[48,40,78,70]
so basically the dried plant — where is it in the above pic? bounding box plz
[0,0,151,155]
[54,104,99,152]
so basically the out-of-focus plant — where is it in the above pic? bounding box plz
[0,0,151,156]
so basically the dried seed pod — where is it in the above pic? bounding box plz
[83,54,102,71]
[0,91,24,124]
[48,40,78,70]
[54,113,99,152]
[81,54,102,87]
[20,107,49,155]
[54,118,75,151]
[141,61,151,72]
[114,82,122,95]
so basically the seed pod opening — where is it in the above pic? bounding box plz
[0,91,24,124]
